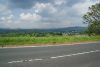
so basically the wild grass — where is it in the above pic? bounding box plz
[0,35,100,47]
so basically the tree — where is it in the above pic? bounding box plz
[83,3,100,35]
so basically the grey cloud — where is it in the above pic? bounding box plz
[7,0,85,9]
[9,0,34,9]
[0,0,95,29]
[66,0,85,6]
[8,0,50,9]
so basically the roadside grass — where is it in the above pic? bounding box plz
[0,35,100,47]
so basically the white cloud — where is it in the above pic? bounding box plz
[54,0,66,5]
[0,4,11,15]
[20,13,42,21]
[0,4,7,12]
[1,17,5,20]
[7,15,14,20]
[72,0,99,15]
[0,15,13,28]
[1,14,14,21]
[34,3,57,14]
[0,14,14,28]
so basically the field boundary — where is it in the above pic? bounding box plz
[0,41,100,49]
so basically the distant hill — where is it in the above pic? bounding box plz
[0,27,87,33]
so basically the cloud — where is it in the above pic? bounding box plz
[1,14,14,21]
[54,0,66,5]
[34,3,57,14]
[0,4,11,15]
[20,13,41,21]
[8,0,34,9]
[72,0,99,15]
[0,4,7,12]
[0,0,99,29]
[7,0,85,9]
[0,14,14,28]
[8,0,50,9]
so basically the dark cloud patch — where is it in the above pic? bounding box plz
[9,0,34,9]
[0,0,6,4]
[66,0,85,6]
[8,0,50,9]
[7,0,85,9]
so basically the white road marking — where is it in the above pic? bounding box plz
[29,59,33,61]
[8,60,23,63]
[8,50,100,64]
[50,50,100,59]
[34,59,43,61]
[50,57,58,59]
[8,59,43,64]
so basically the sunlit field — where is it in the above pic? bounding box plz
[0,35,100,47]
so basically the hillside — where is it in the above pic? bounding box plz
[0,27,86,33]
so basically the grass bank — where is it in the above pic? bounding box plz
[0,35,100,47]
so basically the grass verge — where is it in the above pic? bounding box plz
[0,35,100,47]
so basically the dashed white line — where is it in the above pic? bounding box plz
[50,57,58,59]
[34,59,43,61]
[8,50,100,64]
[50,50,100,59]
[8,59,43,64]
[29,59,33,61]
[8,60,23,63]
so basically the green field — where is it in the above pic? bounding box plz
[0,35,100,47]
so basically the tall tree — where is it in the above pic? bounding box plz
[83,3,100,35]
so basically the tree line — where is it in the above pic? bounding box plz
[0,32,82,37]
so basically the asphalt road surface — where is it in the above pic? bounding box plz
[0,42,100,67]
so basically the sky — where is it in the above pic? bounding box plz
[0,0,99,29]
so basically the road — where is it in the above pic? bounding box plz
[0,42,100,67]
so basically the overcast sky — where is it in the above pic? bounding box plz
[0,0,99,29]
